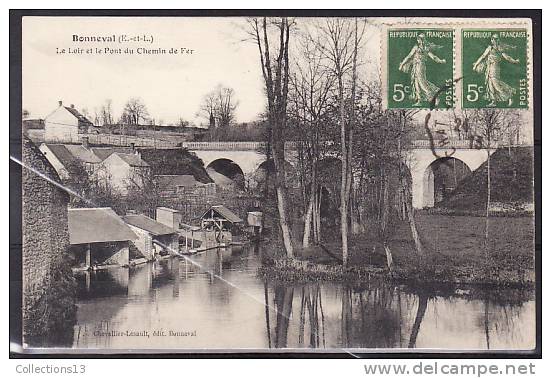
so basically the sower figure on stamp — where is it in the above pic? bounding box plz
[473,33,520,107]
[399,33,446,106]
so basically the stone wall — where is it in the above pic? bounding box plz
[127,225,154,260]
[22,137,76,346]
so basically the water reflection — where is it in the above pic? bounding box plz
[72,244,535,350]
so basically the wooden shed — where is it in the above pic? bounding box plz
[200,205,243,243]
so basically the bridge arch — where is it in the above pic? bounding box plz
[206,158,246,189]
[421,156,472,208]
[250,159,299,190]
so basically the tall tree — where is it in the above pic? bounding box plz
[248,17,295,258]
[100,99,115,129]
[470,109,503,256]
[198,85,239,132]
[288,35,334,247]
[122,97,149,125]
[313,18,365,266]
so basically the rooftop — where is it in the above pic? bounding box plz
[64,106,93,125]
[43,144,102,166]
[123,214,177,236]
[114,152,150,167]
[202,205,243,223]
[68,207,137,245]
[90,146,134,161]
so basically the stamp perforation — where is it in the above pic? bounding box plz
[380,18,533,111]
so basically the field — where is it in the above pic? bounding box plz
[289,213,535,285]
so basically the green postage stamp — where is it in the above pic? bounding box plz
[383,22,531,110]
[387,29,454,109]
[462,29,528,109]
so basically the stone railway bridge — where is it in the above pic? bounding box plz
[182,141,496,209]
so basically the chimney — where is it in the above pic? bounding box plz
[70,104,75,109]
[82,136,89,149]
[58,100,63,107]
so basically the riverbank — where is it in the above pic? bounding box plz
[258,213,535,287]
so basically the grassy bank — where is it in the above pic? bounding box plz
[259,213,535,287]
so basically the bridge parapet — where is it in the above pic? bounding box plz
[182,140,513,151]
[182,141,266,150]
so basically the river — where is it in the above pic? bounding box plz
[72,243,535,351]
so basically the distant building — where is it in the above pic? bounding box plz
[68,207,137,269]
[44,101,95,142]
[123,214,179,259]
[39,140,102,179]
[100,152,151,193]
[40,139,150,193]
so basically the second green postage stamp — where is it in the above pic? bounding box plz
[462,29,528,108]
[387,29,454,109]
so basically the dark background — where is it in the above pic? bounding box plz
[9,8,542,359]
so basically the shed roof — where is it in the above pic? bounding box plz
[201,205,243,223]
[68,207,137,245]
[123,214,176,236]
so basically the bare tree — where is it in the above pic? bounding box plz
[466,108,516,256]
[288,36,335,248]
[122,97,149,125]
[198,85,239,130]
[100,99,115,129]
[198,90,218,129]
[217,86,238,128]
[312,18,366,266]
[247,17,295,258]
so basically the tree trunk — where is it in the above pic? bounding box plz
[303,165,317,248]
[271,140,294,258]
[402,181,424,255]
[485,149,491,259]
[339,81,349,266]
[302,194,314,248]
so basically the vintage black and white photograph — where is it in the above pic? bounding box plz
[14,13,538,353]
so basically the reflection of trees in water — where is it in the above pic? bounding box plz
[267,283,326,349]
[408,294,428,348]
[476,294,529,350]
[340,285,403,348]
[298,285,326,348]
[273,284,294,348]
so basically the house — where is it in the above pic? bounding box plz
[156,174,216,196]
[122,214,179,260]
[68,207,137,269]
[39,140,102,179]
[100,151,151,193]
[200,205,243,244]
[44,101,94,142]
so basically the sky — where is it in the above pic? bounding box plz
[22,17,269,125]
[22,16,532,142]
